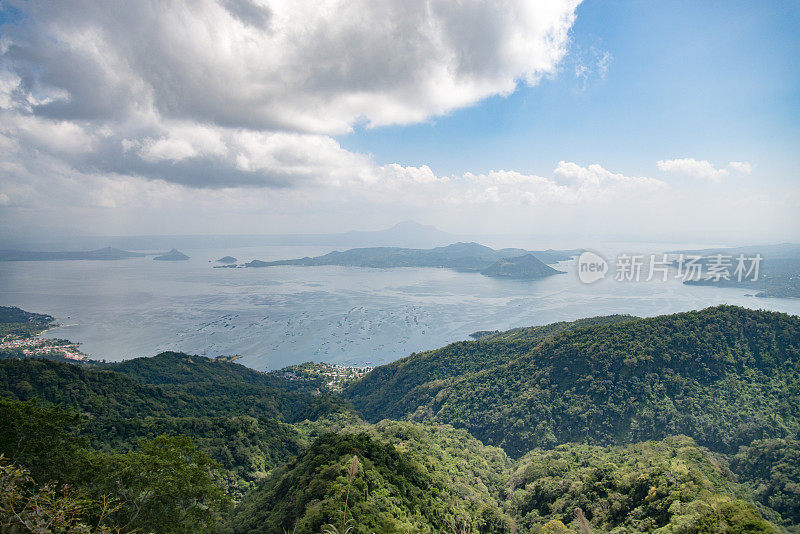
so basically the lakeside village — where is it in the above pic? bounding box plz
[0,332,371,383]
[0,307,368,384]
[0,334,90,362]
[273,361,374,391]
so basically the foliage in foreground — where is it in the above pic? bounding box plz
[0,398,227,533]
[228,429,514,534]
[510,436,776,533]
[730,438,800,528]
[0,352,346,496]
[229,428,783,534]
[0,456,118,533]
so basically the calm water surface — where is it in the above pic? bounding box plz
[1,244,798,370]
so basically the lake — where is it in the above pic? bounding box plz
[2,244,799,370]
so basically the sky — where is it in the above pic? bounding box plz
[0,0,798,243]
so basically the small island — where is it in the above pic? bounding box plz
[242,242,577,280]
[153,248,189,261]
[216,256,238,264]
[480,254,565,279]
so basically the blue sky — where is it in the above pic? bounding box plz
[339,1,800,182]
[0,0,797,240]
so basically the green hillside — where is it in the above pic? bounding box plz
[0,354,347,496]
[346,306,800,458]
[2,305,799,532]
[0,353,345,422]
[228,421,514,534]
[344,314,636,422]
[228,427,782,534]
[509,436,777,533]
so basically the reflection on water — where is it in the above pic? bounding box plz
[1,245,799,370]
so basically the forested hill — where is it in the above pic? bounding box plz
[1,352,344,422]
[0,353,348,498]
[2,307,799,532]
[343,314,637,422]
[345,305,800,458]
[105,351,300,389]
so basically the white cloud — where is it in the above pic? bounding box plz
[3,0,581,135]
[133,125,227,163]
[0,112,95,154]
[1,2,785,240]
[657,158,754,181]
[657,158,729,181]
[0,0,588,199]
[0,136,666,215]
[597,51,613,78]
[729,161,753,174]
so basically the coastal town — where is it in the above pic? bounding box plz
[274,361,374,391]
[0,334,90,362]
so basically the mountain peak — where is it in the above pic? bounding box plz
[389,221,438,231]
[153,248,189,261]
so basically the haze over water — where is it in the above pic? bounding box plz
[0,243,797,371]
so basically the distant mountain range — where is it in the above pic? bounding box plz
[0,221,457,251]
[668,242,800,259]
[243,242,581,280]
[0,247,146,261]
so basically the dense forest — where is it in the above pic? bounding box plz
[346,306,800,456]
[343,314,637,422]
[0,352,347,497]
[1,305,799,532]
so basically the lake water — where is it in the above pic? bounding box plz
[2,244,799,370]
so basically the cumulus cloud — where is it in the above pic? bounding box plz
[0,0,661,217]
[0,145,667,217]
[657,158,728,181]
[0,112,96,154]
[657,158,753,181]
[0,0,590,201]
[3,0,580,134]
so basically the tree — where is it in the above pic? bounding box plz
[89,435,228,533]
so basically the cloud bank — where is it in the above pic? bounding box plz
[656,158,753,181]
[0,0,602,203]
[0,1,782,240]
[3,0,580,133]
